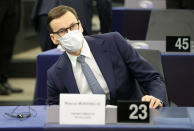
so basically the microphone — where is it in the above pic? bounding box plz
[3,106,37,120]
[4,112,31,119]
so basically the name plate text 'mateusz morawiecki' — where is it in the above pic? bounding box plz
[59,94,105,125]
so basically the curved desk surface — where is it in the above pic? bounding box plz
[0,106,194,131]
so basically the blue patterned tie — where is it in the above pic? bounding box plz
[77,55,105,94]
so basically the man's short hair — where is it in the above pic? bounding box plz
[47,5,78,33]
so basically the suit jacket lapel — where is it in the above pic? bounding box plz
[86,36,116,104]
[56,53,79,93]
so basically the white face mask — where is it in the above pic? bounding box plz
[57,29,83,52]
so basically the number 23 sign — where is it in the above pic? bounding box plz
[117,101,149,123]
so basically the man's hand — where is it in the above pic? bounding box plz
[141,95,163,109]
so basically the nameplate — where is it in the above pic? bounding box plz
[46,105,117,124]
[166,36,190,52]
[59,94,105,125]
[117,101,149,123]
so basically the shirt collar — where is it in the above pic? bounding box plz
[80,39,92,59]
[66,39,92,67]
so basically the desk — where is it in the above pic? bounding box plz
[0,106,194,131]
[124,0,166,9]
[0,106,46,131]
[35,49,194,106]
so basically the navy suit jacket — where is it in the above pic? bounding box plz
[47,32,167,105]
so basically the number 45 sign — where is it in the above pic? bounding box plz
[117,101,149,123]
[166,36,190,52]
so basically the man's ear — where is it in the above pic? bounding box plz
[78,20,84,33]
[50,34,60,45]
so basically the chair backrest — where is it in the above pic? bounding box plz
[146,9,194,41]
[136,49,164,77]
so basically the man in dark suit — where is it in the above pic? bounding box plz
[46,5,168,108]
[0,0,23,95]
[93,0,112,33]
